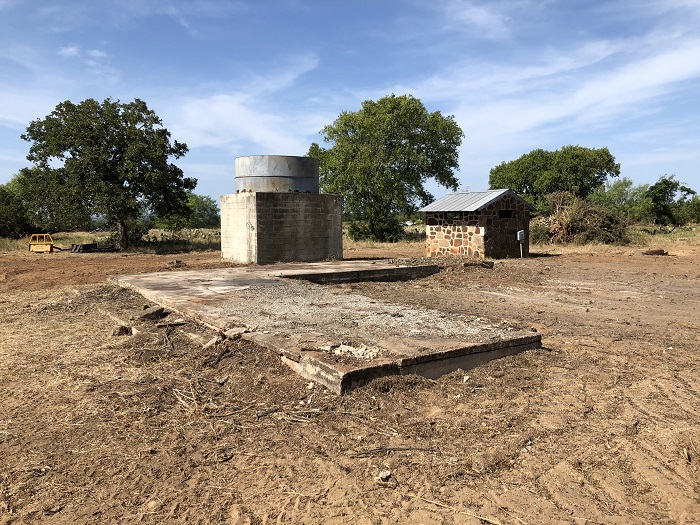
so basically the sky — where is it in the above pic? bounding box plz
[1,0,699,204]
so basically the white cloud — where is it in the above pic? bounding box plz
[164,53,320,153]
[171,93,311,154]
[442,0,512,38]
[0,88,63,128]
[58,45,80,57]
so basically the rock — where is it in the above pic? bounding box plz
[112,325,131,336]
[137,305,165,320]
[156,319,186,328]
[224,327,247,339]
[203,336,221,349]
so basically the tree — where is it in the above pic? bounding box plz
[8,166,93,231]
[21,98,195,249]
[489,145,620,211]
[308,94,463,241]
[646,175,696,225]
[153,192,220,230]
[0,185,30,237]
[587,177,654,223]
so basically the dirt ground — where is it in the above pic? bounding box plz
[1,241,699,524]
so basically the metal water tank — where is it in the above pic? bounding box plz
[234,155,319,193]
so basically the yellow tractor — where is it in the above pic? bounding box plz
[28,233,55,253]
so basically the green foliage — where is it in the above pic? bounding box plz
[309,94,462,242]
[138,228,221,254]
[489,145,620,210]
[8,166,93,231]
[106,216,153,248]
[0,186,30,237]
[531,192,629,245]
[645,175,696,225]
[347,217,404,242]
[154,192,220,231]
[677,195,700,225]
[186,193,220,228]
[587,177,654,223]
[21,98,195,249]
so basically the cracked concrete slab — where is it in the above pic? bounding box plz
[113,260,541,393]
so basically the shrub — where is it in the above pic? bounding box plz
[532,192,630,245]
[347,217,405,242]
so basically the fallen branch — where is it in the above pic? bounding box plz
[407,493,502,525]
[276,409,322,422]
[207,404,254,418]
[204,346,231,367]
[163,329,175,352]
[256,407,281,420]
[350,446,435,458]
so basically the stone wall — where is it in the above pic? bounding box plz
[425,194,530,258]
[220,193,343,264]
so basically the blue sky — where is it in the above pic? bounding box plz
[1,0,699,204]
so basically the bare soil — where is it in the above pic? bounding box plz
[1,242,699,524]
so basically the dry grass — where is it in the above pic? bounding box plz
[531,223,700,255]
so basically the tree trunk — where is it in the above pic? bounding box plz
[116,221,128,250]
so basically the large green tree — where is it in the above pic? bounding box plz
[308,94,463,241]
[0,185,30,238]
[21,98,195,248]
[489,145,620,210]
[646,175,696,225]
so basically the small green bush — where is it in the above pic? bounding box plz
[347,217,405,242]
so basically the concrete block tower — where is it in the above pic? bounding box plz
[220,155,343,264]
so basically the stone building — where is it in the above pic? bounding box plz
[419,189,533,258]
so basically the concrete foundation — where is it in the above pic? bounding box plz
[114,261,542,394]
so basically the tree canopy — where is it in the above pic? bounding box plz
[153,192,221,231]
[587,177,654,223]
[9,166,94,232]
[308,94,463,241]
[0,186,29,238]
[645,175,696,225]
[489,145,620,210]
[20,98,195,248]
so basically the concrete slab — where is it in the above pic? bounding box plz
[113,260,541,393]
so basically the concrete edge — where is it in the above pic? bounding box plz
[396,334,542,366]
[282,265,440,284]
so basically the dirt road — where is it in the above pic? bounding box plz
[1,243,698,524]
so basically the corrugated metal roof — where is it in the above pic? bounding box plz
[419,189,533,212]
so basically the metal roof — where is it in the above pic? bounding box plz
[419,189,533,212]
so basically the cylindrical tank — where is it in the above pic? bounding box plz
[234,155,319,193]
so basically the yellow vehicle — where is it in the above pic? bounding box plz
[28,233,55,253]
